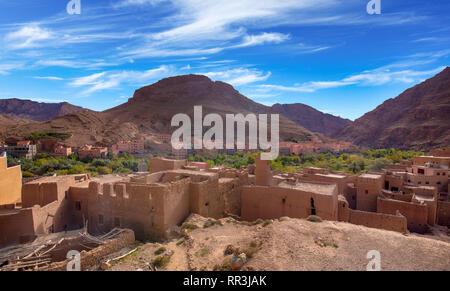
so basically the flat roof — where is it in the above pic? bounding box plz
[359,173,383,179]
[316,173,346,179]
[279,181,337,196]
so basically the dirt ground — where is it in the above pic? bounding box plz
[108,214,450,271]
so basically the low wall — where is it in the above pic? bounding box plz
[348,209,407,233]
[437,201,450,227]
[377,197,428,233]
[42,229,135,271]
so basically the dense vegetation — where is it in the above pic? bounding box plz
[7,153,147,178]
[25,131,72,141]
[187,148,425,174]
[7,148,424,178]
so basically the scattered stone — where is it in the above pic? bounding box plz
[224,244,235,256]
[231,250,247,271]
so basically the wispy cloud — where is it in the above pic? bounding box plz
[70,65,174,95]
[259,66,447,93]
[5,24,52,49]
[33,76,64,81]
[200,68,271,86]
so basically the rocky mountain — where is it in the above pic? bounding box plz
[332,67,450,151]
[0,98,88,122]
[272,103,352,136]
[2,75,329,147]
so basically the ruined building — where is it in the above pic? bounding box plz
[0,153,449,250]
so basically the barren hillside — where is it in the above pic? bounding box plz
[332,67,450,151]
[108,215,450,271]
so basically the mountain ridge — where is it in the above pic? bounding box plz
[332,67,450,150]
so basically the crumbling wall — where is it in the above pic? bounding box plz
[348,209,407,233]
[41,229,135,271]
[377,197,428,233]
[0,208,35,248]
[241,185,338,222]
[149,157,186,173]
[437,201,450,227]
[219,178,241,216]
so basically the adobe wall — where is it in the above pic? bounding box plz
[255,156,271,186]
[348,209,407,233]
[356,175,383,212]
[82,182,168,241]
[149,157,186,173]
[219,178,241,216]
[377,197,429,233]
[385,174,404,192]
[0,208,35,248]
[437,201,450,227]
[241,185,338,222]
[189,177,222,219]
[0,155,22,205]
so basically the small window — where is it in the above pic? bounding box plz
[365,190,368,194]
[282,198,286,204]
[437,182,441,185]
[418,182,422,185]
[75,201,81,211]
[98,214,104,225]
[443,172,446,176]
[437,173,440,176]
[426,181,429,185]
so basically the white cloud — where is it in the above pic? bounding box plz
[234,32,290,48]
[5,25,52,49]
[0,63,24,75]
[200,68,271,86]
[33,76,64,81]
[260,66,447,93]
[70,65,173,95]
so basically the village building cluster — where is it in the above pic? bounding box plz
[0,148,449,250]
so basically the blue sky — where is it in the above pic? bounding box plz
[0,0,449,120]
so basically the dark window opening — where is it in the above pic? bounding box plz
[205,202,209,207]
[437,182,441,185]
[426,181,429,185]
[365,190,369,194]
[310,198,316,216]
[114,217,120,227]
[418,169,425,175]
[75,201,81,211]
[384,181,389,190]
[282,198,286,204]
[391,187,399,192]
[98,215,104,225]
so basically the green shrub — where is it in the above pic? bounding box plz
[154,247,166,255]
[307,215,322,223]
[152,255,170,269]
